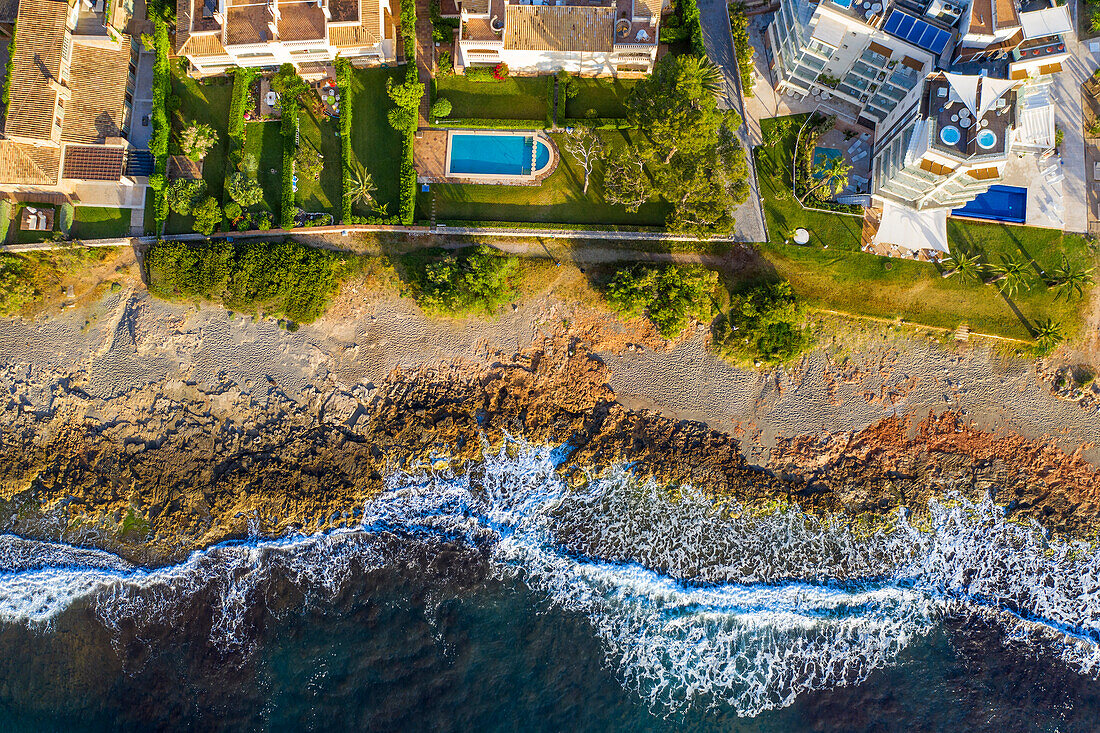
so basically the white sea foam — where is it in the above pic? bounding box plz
[0,439,1098,717]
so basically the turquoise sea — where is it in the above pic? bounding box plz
[1,441,1099,731]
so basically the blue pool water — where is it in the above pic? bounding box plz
[951,185,1027,224]
[831,0,852,7]
[450,133,550,176]
[813,147,843,179]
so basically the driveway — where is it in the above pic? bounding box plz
[697,0,768,243]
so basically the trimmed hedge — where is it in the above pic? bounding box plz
[546,75,556,129]
[397,0,420,225]
[223,67,255,207]
[400,0,416,61]
[280,103,297,230]
[150,17,171,225]
[335,58,354,222]
[2,19,15,109]
[435,118,546,129]
[346,214,402,225]
[562,117,634,130]
[436,219,667,233]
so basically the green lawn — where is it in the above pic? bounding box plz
[296,107,342,217]
[169,71,233,233]
[565,78,637,119]
[754,114,1096,340]
[70,207,131,239]
[755,115,863,251]
[350,67,406,216]
[425,130,672,226]
[433,75,549,119]
[243,121,283,217]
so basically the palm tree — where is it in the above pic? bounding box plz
[941,250,983,281]
[346,166,377,210]
[681,55,724,97]
[1049,255,1095,301]
[990,255,1033,298]
[803,155,853,199]
[1032,317,1063,353]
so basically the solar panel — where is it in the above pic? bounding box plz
[882,9,951,55]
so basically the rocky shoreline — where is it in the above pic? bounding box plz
[2,295,1099,564]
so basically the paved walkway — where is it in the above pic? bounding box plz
[696,0,767,243]
[1057,13,1090,234]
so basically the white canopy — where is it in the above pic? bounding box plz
[873,201,949,254]
[1019,6,1073,40]
[1014,84,1056,149]
[978,77,1017,117]
[943,73,980,116]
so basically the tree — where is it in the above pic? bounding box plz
[386,76,425,112]
[803,154,852,200]
[226,172,263,208]
[430,98,452,119]
[179,123,218,162]
[563,127,604,195]
[224,201,242,221]
[1033,317,1063,354]
[1050,255,1095,301]
[192,196,221,236]
[166,178,207,216]
[990,255,1033,298]
[271,63,310,105]
[387,106,417,132]
[941,249,983,281]
[294,144,323,180]
[603,264,718,339]
[346,166,377,210]
[712,280,808,363]
[604,150,649,213]
[625,55,748,235]
[556,69,578,100]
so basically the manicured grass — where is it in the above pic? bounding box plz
[565,78,637,119]
[350,67,405,216]
[755,116,863,251]
[296,107,342,217]
[425,130,672,226]
[170,72,233,203]
[70,207,131,239]
[433,75,549,119]
[243,121,283,216]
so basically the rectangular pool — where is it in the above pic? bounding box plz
[951,185,1027,224]
[449,133,538,176]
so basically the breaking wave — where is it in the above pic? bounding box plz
[1,439,1099,717]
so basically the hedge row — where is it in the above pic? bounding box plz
[280,103,297,230]
[435,118,547,130]
[346,214,402,225]
[545,74,556,129]
[335,58,354,222]
[223,67,255,207]
[562,117,634,130]
[149,17,171,224]
[2,19,15,109]
[436,219,667,233]
[397,0,419,225]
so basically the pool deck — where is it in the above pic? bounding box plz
[414,129,559,186]
[1000,153,1065,230]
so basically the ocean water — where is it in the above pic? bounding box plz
[1,439,1100,731]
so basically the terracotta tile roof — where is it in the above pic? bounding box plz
[462,17,499,41]
[278,1,326,41]
[61,37,132,145]
[633,0,662,18]
[181,32,230,57]
[225,4,272,45]
[5,0,70,142]
[327,0,382,46]
[504,5,613,52]
[61,144,125,180]
[0,140,61,185]
[175,0,192,52]
[462,0,489,14]
[995,0,1018,30]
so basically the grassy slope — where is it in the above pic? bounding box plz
[70,207,131,239]
[296,106,342,218]
[755,115,1095,340]
[350,67,405,216]
[243,121,283,216]
[426,130,671,226]
[433,76,548,119]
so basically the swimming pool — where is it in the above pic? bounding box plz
[951,185,1027,224]
[447,132,553,177]
[813,147,843,179]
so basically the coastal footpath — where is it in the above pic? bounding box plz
[1,246,1100,564]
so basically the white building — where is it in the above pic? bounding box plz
[175,0,397,78]
[454,0,661,76]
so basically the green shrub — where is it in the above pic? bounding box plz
[401,245,519,316]
[335,58,354,222]
[463,66,501,82]
[603,264,719,339]
[430,97,452,119]
[167,178,207,216]
[2,20,15,108]
[712,280,809,363]
[562,117,633,130]
[729,3,755,97]
[388,106,417,131]
[150,17,171,225]
[192,196,222,236]
[224,201,242,221]
[434,118,546,129]
[227,171,263,208]
[144,239,342,322]
[59,204,74,235]
[0,200,10,243]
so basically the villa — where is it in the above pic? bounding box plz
[452,0,662,76]
[174,0,397,78]
[0,0,148,208]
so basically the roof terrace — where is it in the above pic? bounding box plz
[922,75,1014,161]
